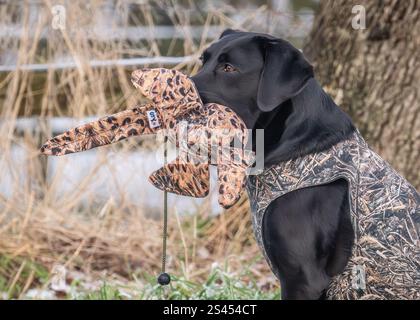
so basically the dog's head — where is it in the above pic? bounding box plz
[191,29,314,127]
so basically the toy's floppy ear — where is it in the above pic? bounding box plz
[256,37,314,112]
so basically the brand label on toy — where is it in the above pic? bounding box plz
[147,109,160,128]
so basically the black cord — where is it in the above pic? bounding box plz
[157,135,170,286]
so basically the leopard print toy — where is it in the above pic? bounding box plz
[41,68,255,208]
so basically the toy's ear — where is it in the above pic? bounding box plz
[256,37,314,112]
[219,28,242,39]
[167,70,196,102]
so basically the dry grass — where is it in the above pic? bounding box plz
[0,0,283,299]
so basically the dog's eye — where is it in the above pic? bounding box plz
[223,64,236,72]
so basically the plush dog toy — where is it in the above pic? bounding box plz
[41,68,254,208]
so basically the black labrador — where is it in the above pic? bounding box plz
[191,29,356,300]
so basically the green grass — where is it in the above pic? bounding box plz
[0,256,280,300]
[0,255,50,299]
[79,282,128,300]
[76,265,280,300]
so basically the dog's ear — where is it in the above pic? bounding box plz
[219,28,241,39]
[256,37,314,111]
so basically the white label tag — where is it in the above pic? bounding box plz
[147,109,160,128]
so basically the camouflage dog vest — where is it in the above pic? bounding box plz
[246,130,419,299]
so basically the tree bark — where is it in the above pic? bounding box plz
[304,0,420,189]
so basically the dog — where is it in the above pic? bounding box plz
[191,29,419,300]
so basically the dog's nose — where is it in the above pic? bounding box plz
[190,74,208,101]
[190,74,202,90]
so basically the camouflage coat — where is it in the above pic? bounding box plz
[246,130,419,299]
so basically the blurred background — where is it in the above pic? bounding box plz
[0,0,418,299]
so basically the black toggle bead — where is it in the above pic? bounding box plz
[157,272,171,285]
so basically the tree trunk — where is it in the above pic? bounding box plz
[304,0,420,189]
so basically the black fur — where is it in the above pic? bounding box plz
[192,29,356,300]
